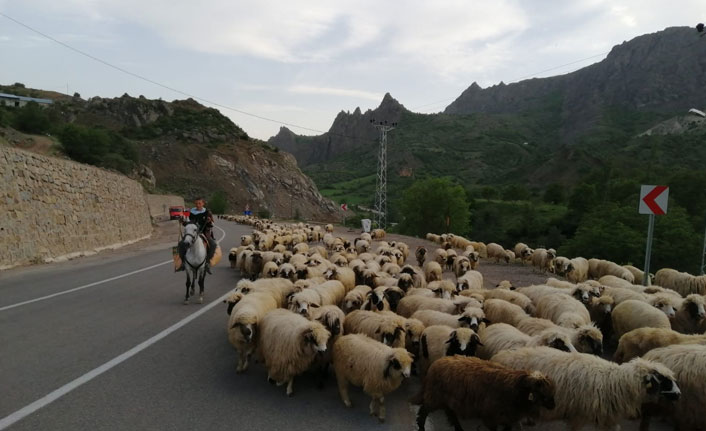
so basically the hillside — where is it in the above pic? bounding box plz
[0,84,341,220]
[268,26,706,209]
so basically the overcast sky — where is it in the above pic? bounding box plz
[1,1,704,140]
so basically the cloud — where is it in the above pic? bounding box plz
[288,85,381,101]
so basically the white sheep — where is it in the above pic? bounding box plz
[531,248,555,273]
[535,294,591,328]
[418,324,481,377]
[396,295,457,318]
[492,346,681,430]
[566,257,589,283]
[487,242,511,264]
[483,298,528,326]
[423,260,442,282]
[481,289,534,314]
[476,323,577,359]
[672,293,706,334]
[227,291,278,373]
[456,270,483,291]
[611,299,671,339]
[614,327,706,363]
[342,285,372,313]
[513,242,533,264]
[257,309,330,396]
[655,268,706,296]
[343,310,406,348]
[332,334,413,422]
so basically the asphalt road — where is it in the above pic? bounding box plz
[0,220,670,431]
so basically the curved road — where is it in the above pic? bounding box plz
[0,220,669,431]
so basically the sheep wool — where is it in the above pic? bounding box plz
[418,325,481,377]
[614,327,706,363]
[612,299,671,339]
[492,346,680,430]
[332,334,412,422]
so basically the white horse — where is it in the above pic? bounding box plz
[181,222,208,304]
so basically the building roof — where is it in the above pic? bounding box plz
[0,92,53,104]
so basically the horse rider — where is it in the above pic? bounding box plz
[176,197,217,274]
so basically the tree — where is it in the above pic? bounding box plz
[398,177,470,237]
[502,184,530,201]
[543,183,566,204]
[480,186,499,200]
[14,102,51,134]
[209,191,227,214]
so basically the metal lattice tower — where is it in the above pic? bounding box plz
[372,120,396,229]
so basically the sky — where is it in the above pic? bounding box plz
[1,1,705,140]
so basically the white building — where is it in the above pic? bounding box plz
[0,92,53,108]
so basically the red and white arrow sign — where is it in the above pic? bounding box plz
[639,185,669,215]
[340,203,348,211]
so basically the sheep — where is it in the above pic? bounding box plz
[481,288,534,314]
[564,257,588,283]
[588,295,614,339]
[423,261,442,282]
[412,309,468,329]
[343,310,406,348]
[535,294,591,329]
[233,278,296,308]
[445,249,457,271]
[589,258,635,283]
[623,264,650,285]
[240,235,253,246]
[479,323,577,360]
[483,298,528,326]
[257,309,330,396]
[515,317,603,355]
[323,266,355,292]
[648,293,679,319]
[411,356,555,431]
[492,346,681,431]
[227,291,279,373]
[495,279,513,290]
[415,246,427,267]
[325,224,334,233]
[342,285,371,313]
[641,345,704,431]
[655,267,706,297]
[672,293,706,334]
[426,233,441,243]
[612,299,671,339]
[426,280,456,300]
[223,290,244,315]
[602,285,648,305]
[371,228,386,240]
[276,263,296,281]
[418,325,482,377]
[308,305,345,387]
[553,256,571,276]
[487,242,511,264]
[287,288,322,317]
[452,255,471,277]
[468,251,480,270]
[332,334,412,422]
[456,270,483,291]
[228,247,239,268]
[614,327,706,363]
[311,280,346,307]
[403,318,425,358]
[354,239,370,254]
[470,241,488,258]
[243,251,265,280]
[531,248,555,273]
[598,274,635,289]
[396,295,457,318]
[514,242,533,264]
[400,264,427,289]
[261,261,278,278]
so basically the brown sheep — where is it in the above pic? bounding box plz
[411,356,555,431]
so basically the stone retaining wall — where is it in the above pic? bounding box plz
[0,146,152,269]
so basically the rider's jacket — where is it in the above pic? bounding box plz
[187,208,213,233]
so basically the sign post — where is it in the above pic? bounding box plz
[340,203,348,226]
[639,185,669,286]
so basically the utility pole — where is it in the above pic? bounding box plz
[371,118,397,229]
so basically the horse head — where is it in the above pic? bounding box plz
[182,223,199,248]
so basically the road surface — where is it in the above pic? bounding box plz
[0,220,671,430]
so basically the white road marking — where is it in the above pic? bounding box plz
[0,225,227,312]
[0,290,231,430]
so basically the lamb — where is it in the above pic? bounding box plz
[566,257,589,283]
[456,270,483,291]
[423,260,442,283]
[641,345,704,431]
[257,309,330,396]
[227,291,279,373]
[483,298,528,326]
[531,248,555,273]
[418,325,482,377]
[411,356,555,431]
[343,310,406,348]
[332,334,412,422]
[514,242,533,264]
[672,293,706,334]
[535,294,591,328]
[614,327,706,363]
[481,288,534,314]
[611,299,671,339]
[491,346,680,431]
[487,242,511,264]
[477,323,577,359]
[655,267,706,296]
[415,246,427,266]
[342,285,372,313]
[396,295,457,317]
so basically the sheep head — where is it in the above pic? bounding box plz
[302,324,330,353]
[632,359,681,403]
[684,294,706,321]
[446,328,482,357]
[383,349,413,379]
[522,371,556,410]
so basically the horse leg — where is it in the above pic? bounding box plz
[198,269,205,304]
[184,271,191,305]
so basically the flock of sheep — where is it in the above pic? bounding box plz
[218,214,705,431]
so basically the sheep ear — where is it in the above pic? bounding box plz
[310,303,320,308]
[528,392,534,401]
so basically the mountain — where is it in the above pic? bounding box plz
[267,26,706,208]
[0,84,341,220]
[445,26,706,142]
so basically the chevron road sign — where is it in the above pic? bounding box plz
[639,185,669,215]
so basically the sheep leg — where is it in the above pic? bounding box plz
[286,379,294,397]
[336,375,351,407]
[377,396,386,423]
[444,408,464,431]
[416,405,429,431]
[368,397,378,417]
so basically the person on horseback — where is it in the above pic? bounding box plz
[176,197,217,274]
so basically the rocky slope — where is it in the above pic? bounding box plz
[1,86,341,221]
